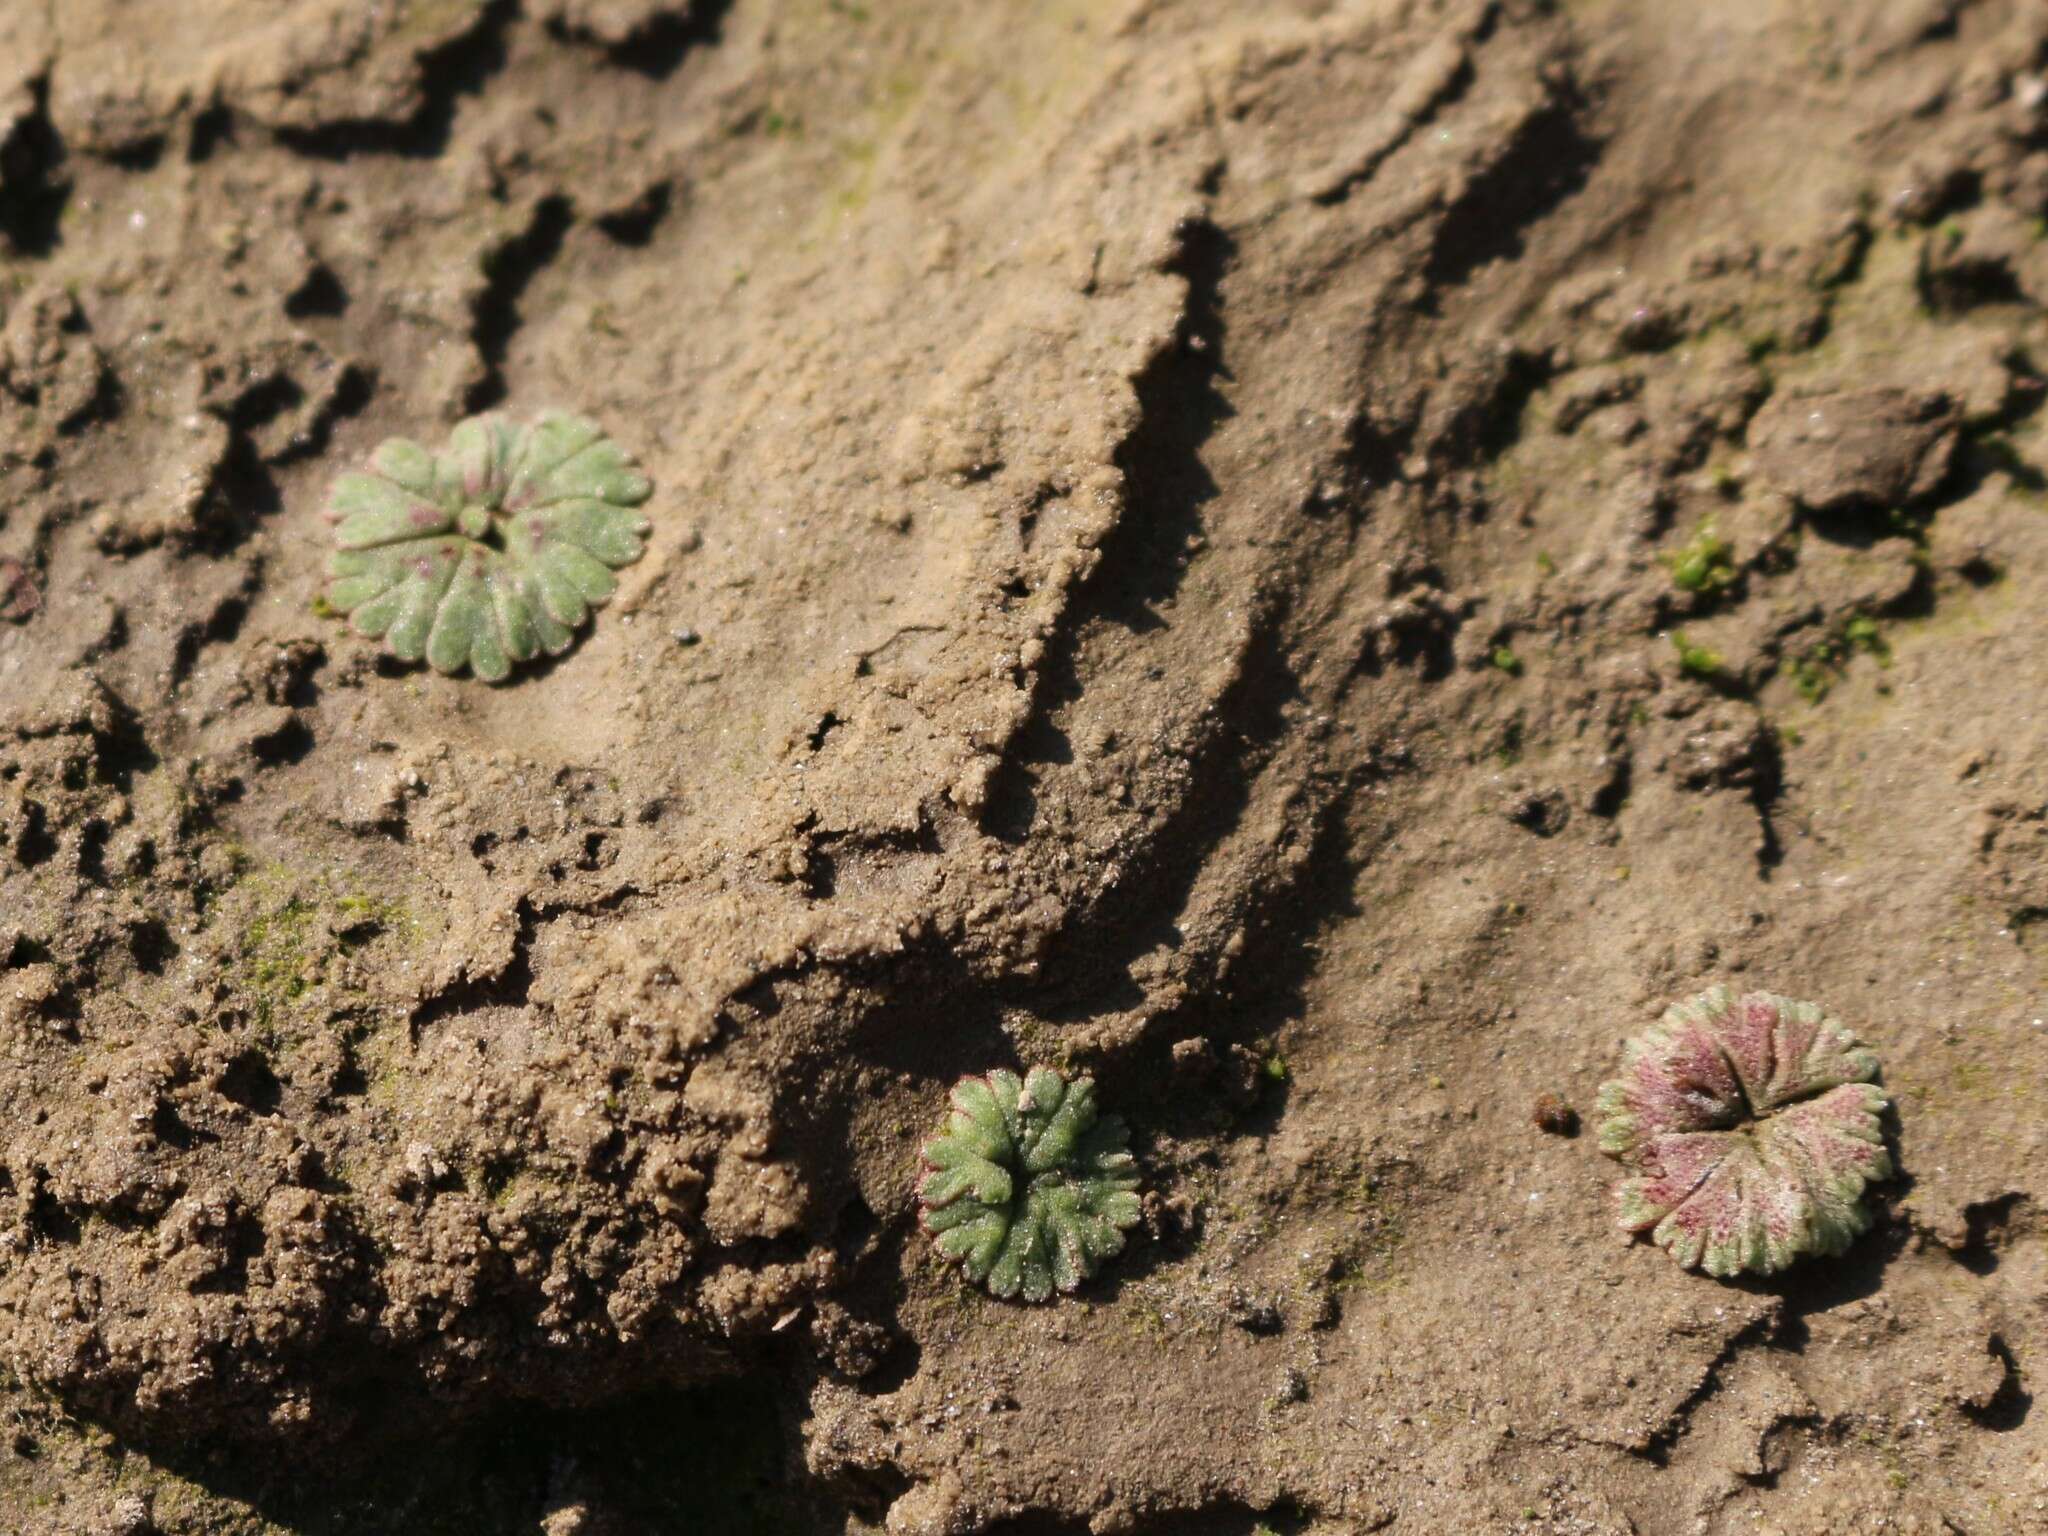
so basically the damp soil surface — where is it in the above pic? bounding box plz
[0,2,2045,1532]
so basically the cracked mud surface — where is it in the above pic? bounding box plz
[0,1,2043,1532]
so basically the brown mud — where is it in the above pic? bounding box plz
[0,1,2043,1532]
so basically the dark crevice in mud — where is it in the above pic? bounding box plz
[552,0,736,81]
[1589,751,1632,817]
[467,195,576,413]
[322,362,376,442]
[26,1187,83,1247]
[12,800,56,867]
[981,217,1235,845]
[128,917,178,974]
[831,1192,880,1260]
[1795,508,1925,560]
[805,711,842,753]
[1938,382,2048,511]
[172,590,253,686]
[192,427,283,555]
[1464,344,1557,464]
[291,364,376,463]
[1136,777,1363,1145]
[410,903,537,1031]
[76,820,112,885]
[596,181,674,245]
[187,104,237,163]
[250,714,317,768]
[1961,1335,2032,1431]
[0,933,51,968]
[193,358,368,552]
[75,682,162,791]
[1096,217,1235,630]
[1945,1191,2030,1275]
[284,263,351,319]
[1424,84,1600,292]
[272,0,518,160]
[1746,721,1785,876]
[1341,410,1416,507]
[0,75,72,256]
[977,710,1066,844]
[148,1098,202,1152]
[1630,1310,1785,1466]
[1015,610,1304,1020]
[234,375,308,443]
[982,1501,1307,1536]
[1917,240,2028,314]
[156,1379,822,1536]
[104,134,166,173]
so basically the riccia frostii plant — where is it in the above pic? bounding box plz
[1596,987,1892,1278]
[323,412,651,681]
[918,1066,1142,1301]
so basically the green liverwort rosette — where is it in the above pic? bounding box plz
[323,411,652,682]
[919,1066,1143,1301]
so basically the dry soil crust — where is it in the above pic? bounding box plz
[0,1,2043,1533]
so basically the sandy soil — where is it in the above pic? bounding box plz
[0,1,2043,1531]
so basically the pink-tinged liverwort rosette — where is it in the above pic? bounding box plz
[1596,987,1891,1278]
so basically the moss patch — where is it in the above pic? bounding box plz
[1666,523,1737,595]
[228,866,423,1040]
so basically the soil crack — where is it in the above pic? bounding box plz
[0,71,69,255]
[1629,1308,1787,1466]
[467,194,576,412]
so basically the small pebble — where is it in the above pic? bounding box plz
[1532,1092,1579,1137]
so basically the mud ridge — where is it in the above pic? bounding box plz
[1424,67,1601,292]
[270,0,519,160]
[552,0,736,80]
[978,215,1236,849]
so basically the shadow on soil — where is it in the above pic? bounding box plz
[169,1380,823,1536]
[982,1501,1306,1536]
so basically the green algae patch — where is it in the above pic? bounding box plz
[226,865,427,1041]
[1670,631,1725,681]
[1666,523,1738,595]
